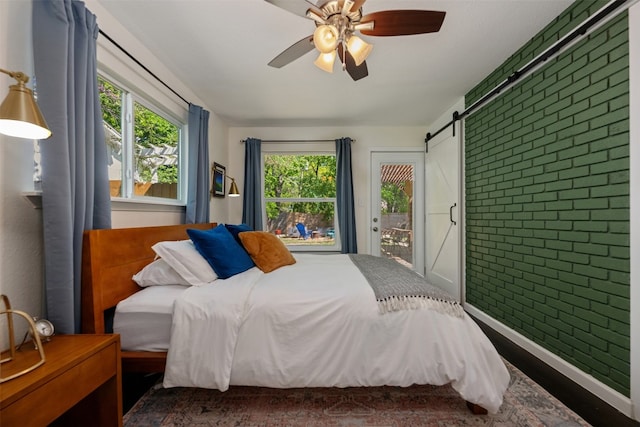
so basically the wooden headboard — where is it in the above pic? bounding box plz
[81,222,216,371]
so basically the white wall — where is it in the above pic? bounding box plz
[209,112,231,224]
[0,0,44,348]
[227,126,426,252]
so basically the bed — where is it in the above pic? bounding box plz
[81,223,509,414]
[81,222,217,372]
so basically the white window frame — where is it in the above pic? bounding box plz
[261,150,340,252]
[98,70,187,205]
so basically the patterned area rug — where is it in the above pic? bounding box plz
[123,360,591,426]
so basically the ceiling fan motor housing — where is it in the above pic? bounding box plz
[317,0,362,24]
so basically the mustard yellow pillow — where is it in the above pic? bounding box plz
[238,231,296,273]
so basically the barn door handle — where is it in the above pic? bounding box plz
[449,203,457,225]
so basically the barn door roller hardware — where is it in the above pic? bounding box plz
[424,0,630,152]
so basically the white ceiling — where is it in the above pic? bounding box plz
[94,0,573,127]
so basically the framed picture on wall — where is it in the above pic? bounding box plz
[212,162,226,198]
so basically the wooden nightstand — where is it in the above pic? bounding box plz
[1,334,122,427]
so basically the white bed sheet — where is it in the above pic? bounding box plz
[163,254,510,414]
[113,284,187,352]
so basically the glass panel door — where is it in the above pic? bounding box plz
[371,152,424,273]
[379,164,414,268]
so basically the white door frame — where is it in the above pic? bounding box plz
[369,148,425,274]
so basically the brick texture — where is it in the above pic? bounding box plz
[464,2,630,395]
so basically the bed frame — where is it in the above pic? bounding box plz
[81,222,216,373]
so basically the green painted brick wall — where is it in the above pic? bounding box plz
[464,1,630,395]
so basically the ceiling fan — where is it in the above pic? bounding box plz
[265,0,446,81]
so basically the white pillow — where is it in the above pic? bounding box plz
[152,240,218,286]
[132,258,190,287]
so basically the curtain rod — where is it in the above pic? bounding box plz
[240,139,356,143]
[98,29,190,106]
[424,0,630,146]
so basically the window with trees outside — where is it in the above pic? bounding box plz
[264,154,338,250]
[98,74,185,202]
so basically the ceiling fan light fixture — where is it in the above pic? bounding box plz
[267,1,446,81]
[341,0,355,15]
[313,25,339,53]
[314,50,336,73]
[353,21,374,32]
[346,35,372,66]
[306,9,326,25]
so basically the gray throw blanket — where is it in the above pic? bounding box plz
[349,254,464,317]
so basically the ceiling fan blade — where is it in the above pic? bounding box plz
[264,0,322,18]
[337,44,368,81]
[360,10,446,36]
[268,35,315,68]
[350,0,367,12]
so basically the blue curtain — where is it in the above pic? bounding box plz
[336,137,357,253]
[242,138,263,230]
[186,104,210,223]
[33,0,111,334]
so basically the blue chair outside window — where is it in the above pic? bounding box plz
[296,223,310,240]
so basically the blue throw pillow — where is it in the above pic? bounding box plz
[187,225,255,279]
[224,223,253,246]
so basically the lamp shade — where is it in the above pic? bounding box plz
[314,50,336,73]
[313,25,339,54]
[228,178,240,197]
[346,35,372,66]
[0,82,51,140]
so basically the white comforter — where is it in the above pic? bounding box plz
[163,254,510,413]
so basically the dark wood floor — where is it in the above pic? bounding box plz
[123,372,162,413]
[475,318,639,427]
[122,321,639,427]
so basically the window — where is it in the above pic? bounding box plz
[263,154,339,250]
[98,74,185,202]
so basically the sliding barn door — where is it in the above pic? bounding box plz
[425,125,461,301]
